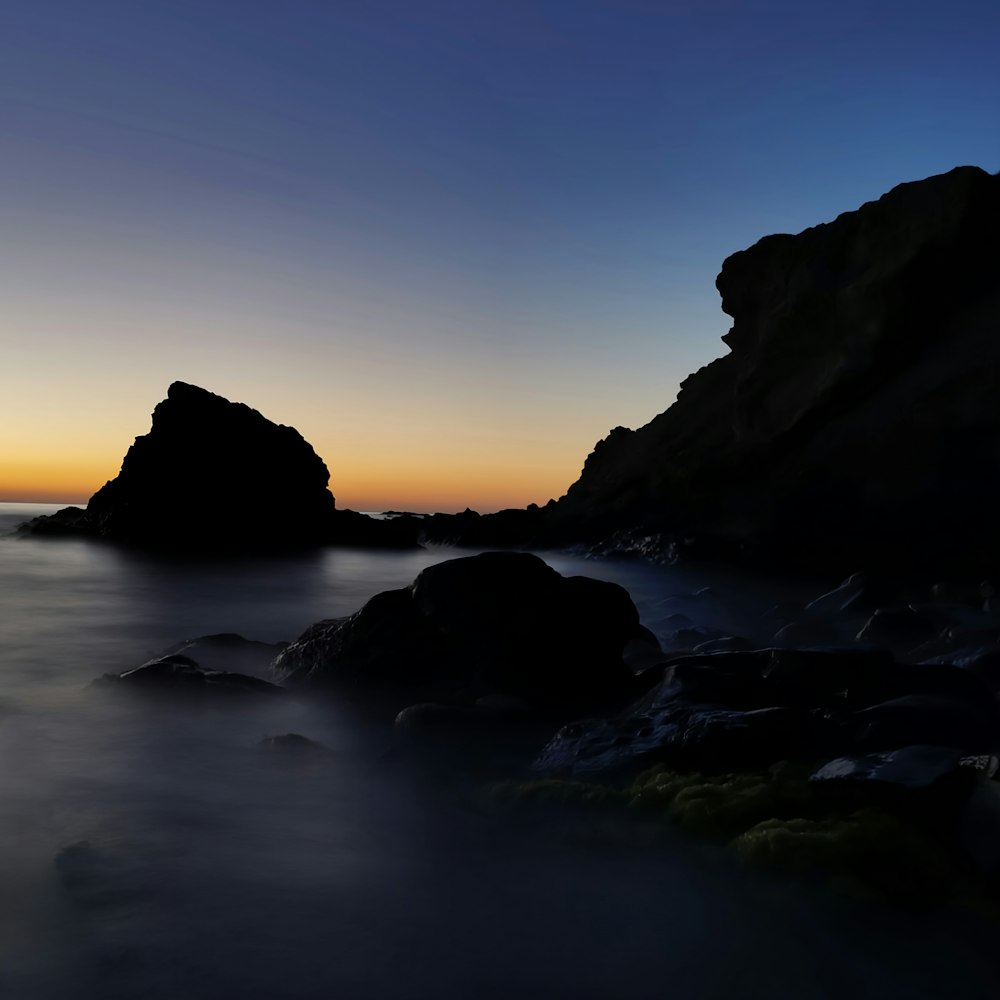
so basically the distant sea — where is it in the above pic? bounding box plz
[1,502,997,1000]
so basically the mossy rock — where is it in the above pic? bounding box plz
[628,762,819,838]
[731,808,966,906]
[489,763,996,912]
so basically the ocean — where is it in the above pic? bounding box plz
[1,502,998,999]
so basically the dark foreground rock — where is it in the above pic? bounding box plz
[20,381,418,551]
[534,647,1000,777]
[273,551,652,716]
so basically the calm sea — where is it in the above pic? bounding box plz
[1,502,997,999]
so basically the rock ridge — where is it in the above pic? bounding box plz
[430,166,1000,577]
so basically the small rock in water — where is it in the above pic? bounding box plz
[163,633,287,675]
[259,733,328,753]
[95,655,283,699]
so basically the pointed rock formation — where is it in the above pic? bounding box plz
[22,382,415,550]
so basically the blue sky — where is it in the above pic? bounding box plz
[2,0,998,508]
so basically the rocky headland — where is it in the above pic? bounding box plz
[427,166,1000,581]
[20,381,417,550]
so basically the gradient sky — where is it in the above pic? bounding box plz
[2,0,999,510]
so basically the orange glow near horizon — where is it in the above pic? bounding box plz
[0,437,586,513]
[0,368,613,515]
[0,466,576,514]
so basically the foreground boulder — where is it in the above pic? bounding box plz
[20,381,417,550]
[273,551,651,715]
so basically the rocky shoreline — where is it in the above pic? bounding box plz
[92,550,1000,908]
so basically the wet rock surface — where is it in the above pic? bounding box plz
[95,654,283,699]
[163,633,287,674]
[533,647,1000,777]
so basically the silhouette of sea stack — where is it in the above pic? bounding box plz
[23,382,405,550]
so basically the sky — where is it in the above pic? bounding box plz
[2,0,998,511]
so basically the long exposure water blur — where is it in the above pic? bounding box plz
[2,502,999,1000]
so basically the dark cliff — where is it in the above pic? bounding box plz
[445,166,1000,577]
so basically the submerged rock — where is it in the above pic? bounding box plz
[54,840,152,909]
[20,381,417,551]
[95,654,282,699]
[258,733,328,753]
[273,551,650,716]
[163,633,287,675]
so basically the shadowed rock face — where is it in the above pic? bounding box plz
[22,382,416,550]
[273,551,649,715]
[561,166,1000,574]
[439,166,1000,577]
[90,382,335,546]
[533,647,1000,777]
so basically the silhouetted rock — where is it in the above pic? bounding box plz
[273,551,649,716]
[573,166,1000,575]
[428,167,1000,578]
[20,382,419,550]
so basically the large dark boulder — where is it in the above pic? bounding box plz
[20,382,417,550]
[273,551,648,715]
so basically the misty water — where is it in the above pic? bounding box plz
[1,502,999,1000]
